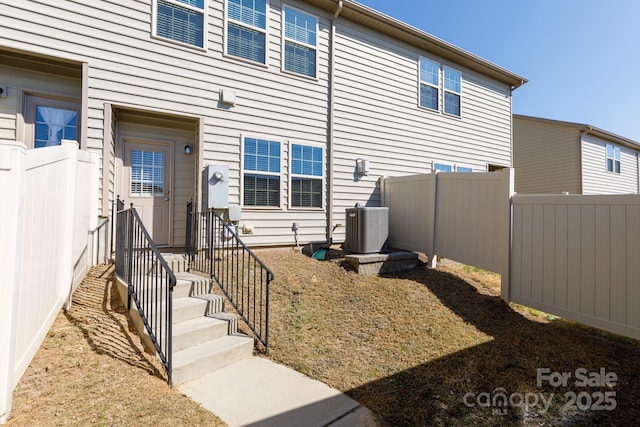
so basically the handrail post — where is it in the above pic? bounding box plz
[126,207,134,310]
[185,199,193,262]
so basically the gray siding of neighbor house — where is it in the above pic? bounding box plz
[1,0,518,247]
[330,20,514,241]
[581,134,639,195]
[513,117,581,194]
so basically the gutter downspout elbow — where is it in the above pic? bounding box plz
[333,0,343,19]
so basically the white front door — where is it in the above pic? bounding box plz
[122,141,172,246]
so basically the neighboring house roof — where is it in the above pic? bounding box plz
[514,114,640,151]
[302,0,528,89]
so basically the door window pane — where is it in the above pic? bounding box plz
[34,106,78,148]
[131,149,165,196]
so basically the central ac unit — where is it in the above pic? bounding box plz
[344,207,389,254]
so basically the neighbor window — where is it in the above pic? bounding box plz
[154,0,205,48]
[606,144,621,173]
[456,165,473,172]
[243,137,281,207]
[291,144,323,208]
[419,58,439,111]
[444,67,461,116]
[226,0,267,64]
[433,163,453,172]
[283,7,317,78]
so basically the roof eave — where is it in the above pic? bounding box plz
[302,0,528,89]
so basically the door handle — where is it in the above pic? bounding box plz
[164,197,170,201]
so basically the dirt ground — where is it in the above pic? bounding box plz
[258,248,640,426]
[9,250,640,426]
[7,264,224,427]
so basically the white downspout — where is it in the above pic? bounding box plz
[327,0,343,243]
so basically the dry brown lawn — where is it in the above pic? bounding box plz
[259,248,640,426]
[9,250,640,426]
[7,264,224,427]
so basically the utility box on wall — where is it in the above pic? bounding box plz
[203,164,229,209]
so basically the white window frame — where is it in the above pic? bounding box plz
[281,5,319,79]
[418,56,440,112]
[418,57,462,117]
[443,66,462,117]
[455,164,473,172]
[152,0,208,50]
[224,0,269,66]
[23,94,81,150]
[240,134,283,209]
[606,143,621,174]
[288,141,324,210]
[432,161,454,173]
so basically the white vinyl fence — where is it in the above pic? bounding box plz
[382,169,513,294]
[382,170,640,342]
[511,194,640,340]
[0,140,102,423]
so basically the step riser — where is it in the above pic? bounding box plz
[173,322,230,352]
[172,337,253,385]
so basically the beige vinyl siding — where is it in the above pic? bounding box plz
[581,134,639,194]
[330,20,513,241]
[1,0,331,247]
[512,118,581,194]
[201,0,331,246]
[2,0,517,247]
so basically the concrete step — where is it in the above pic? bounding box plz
[192,293,225,315]
[210,312,240,335]
[171,297,208,324]
[172,334,254,385]
[161,253,189,273]
[172,316,230,352]
[174,272,211,298]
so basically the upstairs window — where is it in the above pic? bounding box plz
[419,58,462,116]
[444,67,461,116]
[419,58,439,111]
[226,0,267,64]
[290,144,323,208]
[283,7,317,78]
[606,144,621,173]
[456,165,473,172]
[155,0,205,48]
[243,137,281,207]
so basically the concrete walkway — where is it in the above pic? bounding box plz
[178,357,379,427]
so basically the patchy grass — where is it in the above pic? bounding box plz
[8,265,225,427]
[259,249,640,426]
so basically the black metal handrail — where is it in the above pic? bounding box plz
[116,203,176,384]
[186,201,273,352]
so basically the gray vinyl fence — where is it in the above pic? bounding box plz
[382,169,640,340]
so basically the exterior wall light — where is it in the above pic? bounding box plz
[184,145,192,155]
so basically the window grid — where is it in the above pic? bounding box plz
[433,163,453,173]
[130,150,165,197]
[283,7,317,78]
[419,58,439,111]
[226,0,267,64]
[444,67,461,116]
[155,0,205,48]
[290,143,323,208]
[243,137,281,207]
[606,144,621,173]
